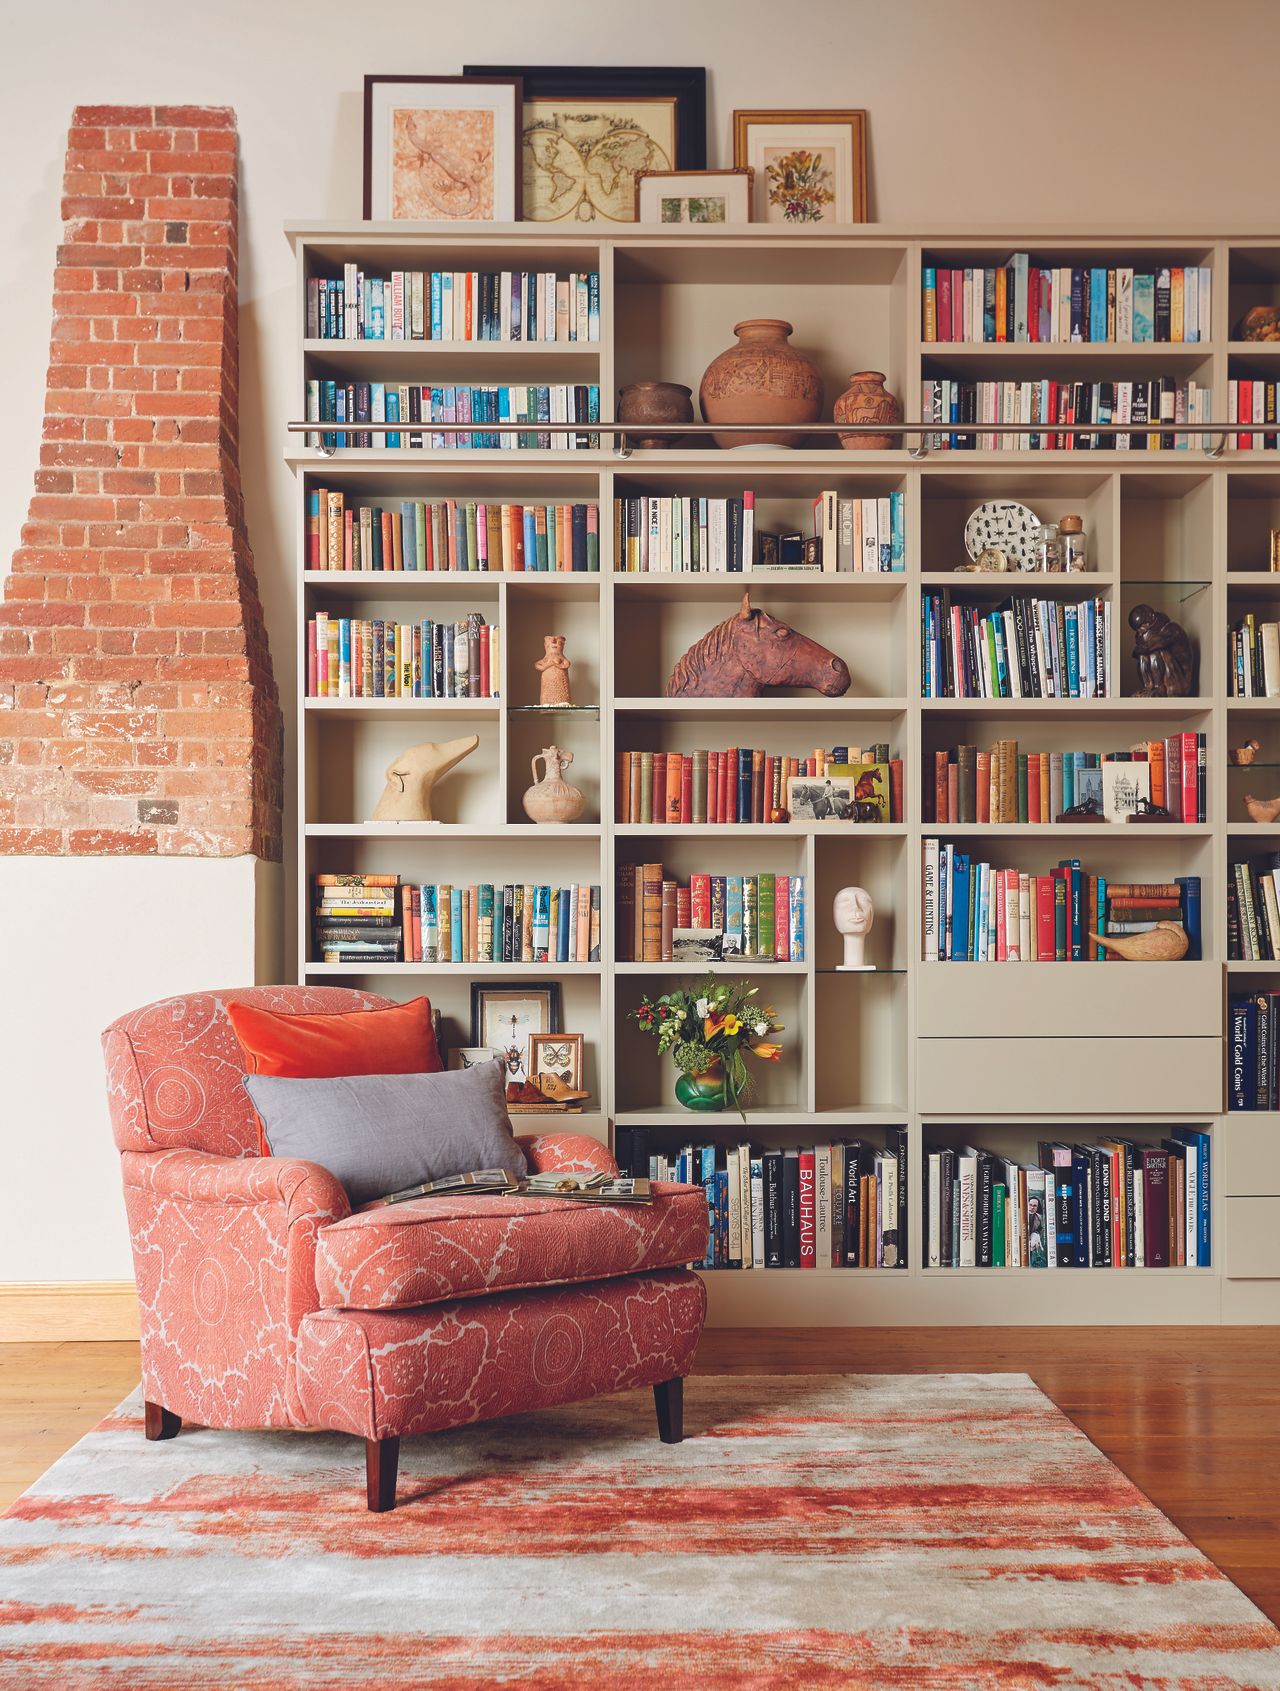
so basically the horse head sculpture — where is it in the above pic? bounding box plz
[666,592,852,699]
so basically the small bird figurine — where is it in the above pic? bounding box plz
[1230,739,1261,767]
[1244,793,1280,824]
[1089,922,1189,962]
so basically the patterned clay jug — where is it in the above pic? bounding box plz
[522,745,586,824]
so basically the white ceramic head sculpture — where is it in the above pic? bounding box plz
[833,885,875,968]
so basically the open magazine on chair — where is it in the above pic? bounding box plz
[376,1169,653,1207]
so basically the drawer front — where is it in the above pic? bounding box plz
[917,962,1221,1040]
[1224,1197,1280,1279]
[918,1036,1221,1115]
[1222,1119,1280,1197]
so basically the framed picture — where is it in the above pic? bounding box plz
[470,982,562,1082]
[465,65,706,223]
[363,75,523,221]
[732,109,868,225]
[447,1046,504,1073]
[528,1032,584,1092]
[635,168,752,226]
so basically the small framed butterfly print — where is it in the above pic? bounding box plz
[528,1031,584,1092]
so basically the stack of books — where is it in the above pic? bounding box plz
[306,380,600,451]
[924,1134,1210,1268]
[616,864,806,963]
[922,257,1212,344]
[1228,613,1280,695]
[617,746,901,825]
[306,613,499,699]
[928,737,1206,824]
[400,883,600,965]
[313,874,401,964]
[309,267,600,342]
[922,593,1110,698]
[921,846,1201,963]
[308,491,599,572]
[1228,852,1280,960]
[920,377,1211,451]
[619,1135,908,1269]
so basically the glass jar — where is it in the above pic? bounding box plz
[1034,521,1064,573]
[1059,513,1088,572]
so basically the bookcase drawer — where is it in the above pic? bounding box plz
[917,963,1221,1041]
[1222,1120,1280,1196]
[917,1035,1221,1115]
[1224,1197,1280,1279]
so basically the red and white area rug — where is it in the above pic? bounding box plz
[2,1375,1278,1688]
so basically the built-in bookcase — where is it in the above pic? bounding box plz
[288,223,1280,1325]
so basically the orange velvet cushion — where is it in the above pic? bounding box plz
[229,996,442,1154]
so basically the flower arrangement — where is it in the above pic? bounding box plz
[629,976,784,1116]
[764,149,835,223]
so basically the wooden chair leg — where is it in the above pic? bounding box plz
[653,1377,684,1444]
[144,1400,181,1441]
[365,1435,400,1512]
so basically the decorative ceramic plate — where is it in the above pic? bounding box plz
[963,500,1041,570]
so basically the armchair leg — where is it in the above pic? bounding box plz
[653,1377,684,1444]
[144,1401,181,1441]
[365,1435,400,1512]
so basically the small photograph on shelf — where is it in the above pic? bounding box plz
[635,167,752,225]
[672,926,724,963]
[787,764,887,823]
[471,982,562,1082]
[465,64,707,223]
[732,109,867,224]
[363,75,523,220]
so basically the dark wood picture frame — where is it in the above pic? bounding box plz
[464,64,707,170]
[469,982,563,1074]
[363,74,525,221]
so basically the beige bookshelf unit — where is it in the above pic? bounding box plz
[287,222,1280,1327]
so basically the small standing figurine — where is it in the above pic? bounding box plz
[535,634,572,707]
[833,886,875,971]
[1128,604,1194,698]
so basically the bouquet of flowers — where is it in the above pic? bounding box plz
[629,976,784,1117]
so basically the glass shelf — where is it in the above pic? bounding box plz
[507,704,601,715]
[1123,578,1211,603]
[815,967,909,976]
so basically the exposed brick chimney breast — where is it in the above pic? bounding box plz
[0,105,282,858]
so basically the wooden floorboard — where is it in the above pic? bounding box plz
[1,1330,1276,1626]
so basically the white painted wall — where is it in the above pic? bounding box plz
[0,0,1274,1283]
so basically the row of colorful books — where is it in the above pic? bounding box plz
[1227,852,1280,962]
[306,381,601,451]
[308,268,600,342]
[616,746,901,826]
[307,491,600,573]
[924,1134,1210,1269]
[921,847,1201,962]
[306,615,498,700]
[1228,615,1280,696]
[922,593,1110,699]
[920,377,1212,451]
[922,259,1212,344]
[1227,380,1280,450]
[1229,991,1280,1110]
[928,738,1207,825]
[609,492,907,574]
[617,1136,908,1269]
[616,865,806,964]
[398,883,600,965]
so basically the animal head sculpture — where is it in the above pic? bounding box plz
[368,735,480,822]
[666,592,852,699]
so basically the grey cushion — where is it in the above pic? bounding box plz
[243,1059,527,1207]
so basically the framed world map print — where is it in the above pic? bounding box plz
[363,76,523,221]
[465,66,706,223]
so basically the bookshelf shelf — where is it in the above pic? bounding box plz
[288,221,1280,1326]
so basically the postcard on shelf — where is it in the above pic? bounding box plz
[1102,761,1151,822]
[672,926,724,962]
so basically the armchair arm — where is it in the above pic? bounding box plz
[515,1132,619,1177]
[120,1148,350,1429]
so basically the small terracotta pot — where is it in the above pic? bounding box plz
[833,370,902,450]
[699,319,823,450]
[617,382,694,449]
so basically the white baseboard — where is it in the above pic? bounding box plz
[0,1282,139,1342]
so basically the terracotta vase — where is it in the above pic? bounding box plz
[674,1057,727,1112]
[617,382,694,449]
[699,319,823,450]
[522,745,586,824]
[833,371,902,450]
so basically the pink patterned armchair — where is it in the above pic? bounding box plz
[104,987,708,1510]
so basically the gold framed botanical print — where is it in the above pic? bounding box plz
[732,110,868,225]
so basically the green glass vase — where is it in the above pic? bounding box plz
[674,1058,727,1112]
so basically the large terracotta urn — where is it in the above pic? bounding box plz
[833,370,902,450]
[699,319,823,450]
[617,382,694,448]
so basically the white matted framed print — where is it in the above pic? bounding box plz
[732,110,867,225]
[470,982,561,1082]
[363,75,523,221]
[635,168,752,226]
